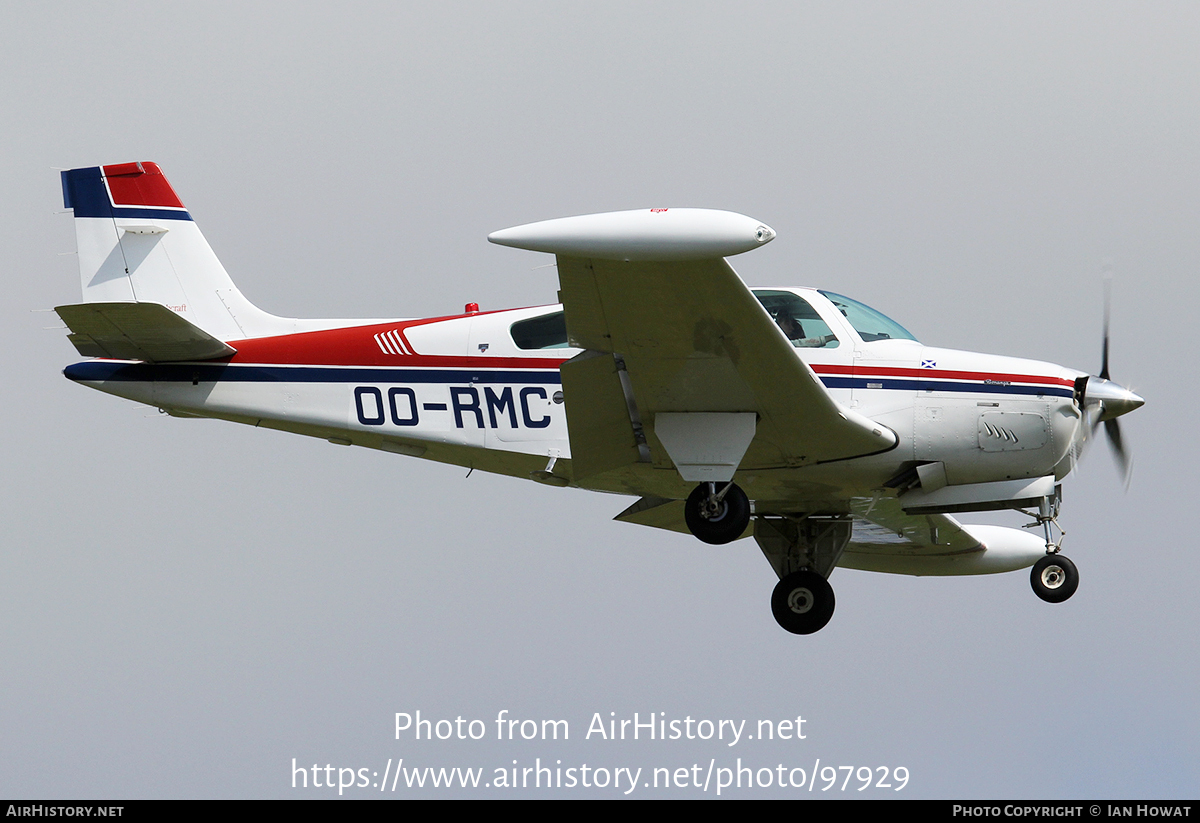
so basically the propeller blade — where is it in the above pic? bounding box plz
[1084,277,1138,486]
[1099,278,1111,381]
[1104,417,1131,484]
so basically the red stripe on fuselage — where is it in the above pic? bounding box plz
[223,318,1067,387]
[226,316,570,369]
[809,363,1074,388]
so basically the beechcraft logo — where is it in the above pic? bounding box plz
[374,329,414,356]
[921,359,936,369]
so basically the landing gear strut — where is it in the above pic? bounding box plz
[1023,490,1079,603]
[683,482,751,545]
[754,515,851,634]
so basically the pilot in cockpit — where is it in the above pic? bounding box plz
[776,312,837,348]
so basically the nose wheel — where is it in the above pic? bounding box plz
[771,570,836,634]
[684,482,751,545]
[1030,554,1079,603]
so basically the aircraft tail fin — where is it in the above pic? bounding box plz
[59,162,288,342]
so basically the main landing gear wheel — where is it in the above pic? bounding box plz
[1030,554,1079,603]
[771,570,836,635]
[683,482,751,545]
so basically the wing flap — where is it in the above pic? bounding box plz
[560,350,645,480]
[56,301,236,362]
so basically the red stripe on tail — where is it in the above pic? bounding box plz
[102,161,185,209]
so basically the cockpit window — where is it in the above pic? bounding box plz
[511,310,570,349]
[752,290,840,348]
[819,291,918,343]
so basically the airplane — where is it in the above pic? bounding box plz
[53,161,1144,634]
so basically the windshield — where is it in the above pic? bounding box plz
[818,291,918,343]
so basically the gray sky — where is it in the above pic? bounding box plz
[2,1,1196,798]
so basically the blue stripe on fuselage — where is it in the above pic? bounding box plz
[64,362,564,385]
[818,375,1073,398]
[64,361,1072,397]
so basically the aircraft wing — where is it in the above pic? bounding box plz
[846,497,981,557]
[839,496,1045,576]
[612,493,981,551]
[56,301,236,362]
[612,491,1043,577]
[555,255,896,479]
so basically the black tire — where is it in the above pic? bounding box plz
[771,570,836,634]
[683,482,751,545]
[1030,554,1079,603]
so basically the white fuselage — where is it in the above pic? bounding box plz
[66,288,1085,504]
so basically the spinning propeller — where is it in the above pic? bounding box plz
[1077,281,1143,484]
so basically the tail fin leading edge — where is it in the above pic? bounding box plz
[60,162,285,342]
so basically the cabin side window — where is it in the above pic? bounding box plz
[511,311,570,350]
[752,290,841,348]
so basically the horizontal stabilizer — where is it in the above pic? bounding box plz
[55,302,236,362]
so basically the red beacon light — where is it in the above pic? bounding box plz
[465,302,479,314]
